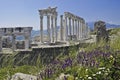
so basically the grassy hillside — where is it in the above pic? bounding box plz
[0,28,120,80]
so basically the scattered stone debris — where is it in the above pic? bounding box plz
[10,73,37,80]
[55,73,70,80]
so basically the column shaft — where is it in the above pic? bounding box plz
[47,16,51,42]
[55,16,57,42]
[40,15,43,43]
[80,20,82,39]
[51,16,54,43]
[60,15,63,40]
[72,19,74,35]
[65,17,68,41]
[81,21,84,39]
[78,20,80,40]
[69,17,72,40]
[75,20,77,39]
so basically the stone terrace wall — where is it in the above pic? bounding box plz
[0,45,79,68]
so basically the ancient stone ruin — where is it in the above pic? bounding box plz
[0,27,32,52]
[38,7,90,44]
[94,20,109,42]
[0,7,90,52]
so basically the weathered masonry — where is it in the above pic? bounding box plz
[0,27,32,52]
[61,12,89,41]
[38,7,90,43]
[38,7,58,43]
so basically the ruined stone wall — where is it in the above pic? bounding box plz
[0,45,79,68]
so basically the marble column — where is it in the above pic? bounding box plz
[75,19,77,40]
[72,19,74,35]
[80,20,82,39]
[51,16,54,43]
[47,15,51,42]
[69,17,72,40]
[82,21,85,39]
[60,15,63,40]
[0,37,2,52]
[79,20,81,39]
[65,17,68,41]
[55,16,57,42]
[81,20,84,39]
[40,15,43,43]
[78,20,80,40]
[12,35,16,51]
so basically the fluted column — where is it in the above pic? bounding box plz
[40,15,43,43]
[47,15,51,42]
[79,20,81,39]
[83,22,86,39]
[65,17,68,41]
[75,19,77,40]
[78,20,80,40]
[55,16,57,42]
[72,19,74,35]
[82,21,85,39]
[60,15,63,40]
[51,16,54,43]
[80,20,82,39]
[81,20,84,39]
[69,17,72,40]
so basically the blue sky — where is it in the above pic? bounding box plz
[0,0,120,30]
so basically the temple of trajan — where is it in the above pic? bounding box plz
[0,7,90,52]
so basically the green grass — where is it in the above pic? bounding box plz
[0,28,120,80]
[110,37,120,51]
[0,65,39,80]
[108,28,120,36]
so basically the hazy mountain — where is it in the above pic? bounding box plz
[87,22,120,30]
